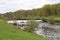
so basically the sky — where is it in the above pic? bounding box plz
[0,0,60,13]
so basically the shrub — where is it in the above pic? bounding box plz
[24,20,39,32]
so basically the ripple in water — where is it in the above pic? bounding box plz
[35,22,60,40]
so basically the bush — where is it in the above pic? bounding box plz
[47,16,55,24]
[24,20,39,32]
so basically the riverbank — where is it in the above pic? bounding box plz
[7,19,60,40]
[41,16,60,25]
[0,19,49,40]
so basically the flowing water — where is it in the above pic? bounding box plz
[7,20,60,40]
[35,22,60,40]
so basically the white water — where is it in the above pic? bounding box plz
[35,22,60,40]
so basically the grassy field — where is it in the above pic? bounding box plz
[0,19,49,40]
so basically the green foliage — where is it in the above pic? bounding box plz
[24,20,39,32]
[3,10,41,20]
[47,16,55,24]
[0,14,7,20]
[40,4,60,16]
[1,3,60,21]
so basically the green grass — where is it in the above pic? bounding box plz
[51,15,60,21]
[43,16,60,21]
[0,19,49,40]
[54,16,60,21]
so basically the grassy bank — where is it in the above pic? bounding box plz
[54,16,60,21]
[41,16,60,24]
[0,19,49,40]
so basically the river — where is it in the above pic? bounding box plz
[35,22,60,40]
[7,20,60,40]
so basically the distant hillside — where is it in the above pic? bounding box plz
[2,3,60,20]
[0,19,49,40]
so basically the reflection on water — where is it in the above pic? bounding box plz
[35,22,60,40]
